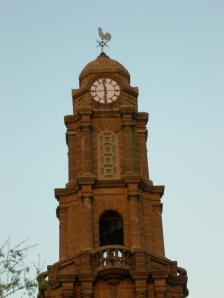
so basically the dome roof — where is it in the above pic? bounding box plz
[79,52,130,84]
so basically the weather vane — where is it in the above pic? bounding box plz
[97,27,112,52]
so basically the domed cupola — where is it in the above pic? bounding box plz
[79,52,130,86]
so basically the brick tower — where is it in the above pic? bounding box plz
[38,53,188,298]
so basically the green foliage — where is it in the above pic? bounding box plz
[0,240,39,298]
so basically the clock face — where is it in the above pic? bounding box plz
[90,78,120,104]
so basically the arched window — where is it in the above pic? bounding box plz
[99,210,124,246]
[98,131,119,179]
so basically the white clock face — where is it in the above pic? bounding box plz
[90,78,120,104]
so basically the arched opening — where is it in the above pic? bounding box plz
[99,210,124,246]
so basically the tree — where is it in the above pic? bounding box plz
[0,239,39,298]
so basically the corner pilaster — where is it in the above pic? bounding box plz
[79,110,94,178]
[132,271,148,298]
[122,108,140,177]
[80,192,94,251]
[61,282,74,298]
[80,276,94,298]
[66,131,77,186]
[152,203,165,256]
[57,206,68,260]
[126,180,143,249]
[154,278,167,298]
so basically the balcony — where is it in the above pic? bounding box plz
[93,245,132,278]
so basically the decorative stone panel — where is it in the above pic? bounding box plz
[98,131,120,180]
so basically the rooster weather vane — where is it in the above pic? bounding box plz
[97,27,112,52]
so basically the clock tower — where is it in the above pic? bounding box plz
[38,52,188,298]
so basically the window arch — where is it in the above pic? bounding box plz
[98,131,119,179]
[99,210,124,246]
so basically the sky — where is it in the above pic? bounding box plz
[0,0,224,297]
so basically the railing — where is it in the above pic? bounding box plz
[93,245,131,272]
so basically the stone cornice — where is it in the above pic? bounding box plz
[123,175,141,184]
[77,175,96,185]
[72,87,88,99]
[57,274,77,282]
[135,112,148,121]
[140,181,165,197]
[54,187,79,201]
[54,180,164,200]
[64,114,80,126]
[94,179,126,188]
[122,85,139,97]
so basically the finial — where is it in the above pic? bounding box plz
[97,27,112,52]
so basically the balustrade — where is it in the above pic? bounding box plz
[93,245,131,272]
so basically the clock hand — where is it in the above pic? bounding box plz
[102,78,107,101]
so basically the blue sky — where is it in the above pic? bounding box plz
[0,1,224,297]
